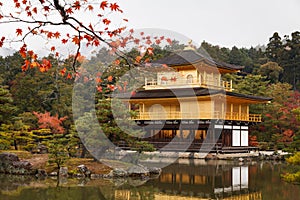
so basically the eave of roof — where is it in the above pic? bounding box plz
[114,87,272,102]
[152,49,244,71]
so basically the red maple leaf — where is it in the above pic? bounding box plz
[110,3,120,11]
[44,6,50,12]
[61,39,68,44]
[60,67,66,76]
[147,47,154,56]
[27,50,34,57]
[32,7,37,14]
[47,32,53,38]
[166,38,172,45]
[97,86,103,92]
[73,1,80,10]
[16,28,22,36]
[107,75,113,82]
[0,36,5,48]
[88,23,94,31]
[19,44,27,58]
[54,32,60,38]
[93,39,100,46]
[66,8,73,14]
[72,36,81,45]
[96,77,102,83]
[67,73,72,79]
[100,1,108,10]
[87,5,93,11]
[103,18,111,25]
[21,60,30,71]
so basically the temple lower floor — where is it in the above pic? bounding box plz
[135,119,257,153]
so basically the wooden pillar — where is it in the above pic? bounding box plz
[230,104,233,120]
[239,104,242,120]
[246,105,249,121]
[199,73,202,85]
[221,102,225,119]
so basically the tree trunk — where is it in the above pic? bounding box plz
[14,140,18,150]
[80,144,87,158]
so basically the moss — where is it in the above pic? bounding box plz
[0,150,32,159]
[282,171,300,184]
[282,152,300,184]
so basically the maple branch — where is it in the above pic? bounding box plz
[53,0,68,23]
[73,31,81,72]
[0,0,139,74]
[67,16,135,70]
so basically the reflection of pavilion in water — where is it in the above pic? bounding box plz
[114,160,262,200]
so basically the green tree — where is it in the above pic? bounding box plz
[199,41,230,63]
[265,32,283,63]
[282,152,300,183]
[254,83,300,149]
[281,31,300,90]
[0,84,18,124]
[0,52,23,87]
[96,98,154,152]
[48,134,70,172]
[258,61,283,83]
[228,46,247,66]
[233,74,269,97]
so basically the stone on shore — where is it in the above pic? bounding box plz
[59,167,68,177]
[35,169,47,177]
[205,153,217,160]
[77,164,91,177]
[127,165,149,177]
[105,165,161,179]
[0,152,34,175]
[112,168,128,177]
[148,167,162,175]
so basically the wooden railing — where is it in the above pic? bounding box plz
[144,77,232,91]
[133,111,262,122]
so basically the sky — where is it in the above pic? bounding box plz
[116,0,300,48]
[0,0,299,57]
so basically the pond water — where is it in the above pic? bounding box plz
[0,159,300,200]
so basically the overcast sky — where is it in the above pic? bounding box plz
[117,0,300,48]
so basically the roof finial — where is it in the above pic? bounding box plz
[184,40,196,50]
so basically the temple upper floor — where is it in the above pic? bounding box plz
[144,70,233,91]
[144,49,243,91]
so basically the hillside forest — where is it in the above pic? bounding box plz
[1,31,300,160]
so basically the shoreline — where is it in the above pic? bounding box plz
[0,150,290,178]
[141,150,289,160]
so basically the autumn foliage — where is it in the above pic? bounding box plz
[33,111,67,134]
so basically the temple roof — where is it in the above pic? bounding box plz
[152,49,244,71]
[115,87,272,103]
